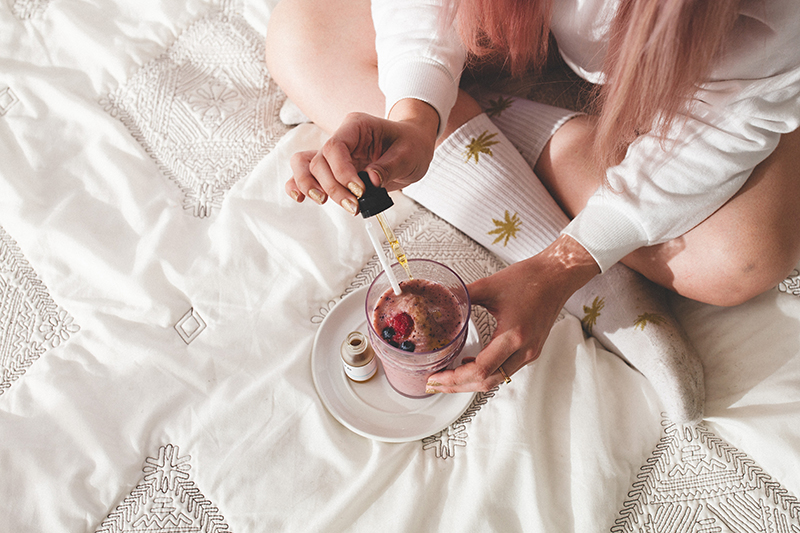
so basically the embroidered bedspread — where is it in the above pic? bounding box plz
[1,1,799,531]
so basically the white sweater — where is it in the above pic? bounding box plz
[371,0,800,271]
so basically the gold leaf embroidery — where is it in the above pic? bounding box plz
[485,95,514,117]
[487,210,521,246]
[634,312,666,331]
[581,296,605,335]
[464,130,500,163]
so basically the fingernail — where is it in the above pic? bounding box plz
[307,189,326,205]
[290,190,301,202]
[341,198,358,215]
[426,388,439,394]
[347,181,364,197]
[372,169,384,187]
[427,381,442,387]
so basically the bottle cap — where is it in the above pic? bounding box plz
[357,171,393,218]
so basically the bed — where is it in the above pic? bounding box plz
[2,1,800,531]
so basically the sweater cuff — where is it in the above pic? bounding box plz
[561,204,649,272]
[381,58,460,138]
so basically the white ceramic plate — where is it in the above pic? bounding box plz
[311,285,479,442]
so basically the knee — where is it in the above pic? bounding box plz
[638,226,798,307]
[692,233,798,307]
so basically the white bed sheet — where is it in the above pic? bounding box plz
[1,1,799,532]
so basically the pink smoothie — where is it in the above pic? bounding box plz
[372,279,464,352]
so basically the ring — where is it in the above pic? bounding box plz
[498,365,511,384]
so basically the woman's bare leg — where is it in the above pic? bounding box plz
[266,0,800,308]
[536,118,800,307]
[265,0,382,133]
[265,0,481,138]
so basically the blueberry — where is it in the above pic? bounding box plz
[388,339,400,348]
[382,327,395,340]
[400,340,415,352]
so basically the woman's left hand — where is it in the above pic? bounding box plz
[285,99,440,215]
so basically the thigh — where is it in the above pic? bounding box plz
[625,127,800,306]
[534,114,603,217]
[265,0,383,133]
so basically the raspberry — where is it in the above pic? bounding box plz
[390,312,414,339]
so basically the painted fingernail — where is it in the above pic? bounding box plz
[307,189,326,205]
[290,190,301,202]
[342,198,358,215]
[427,381,442,387]
[347,181,364,197]
[426,388,439,394]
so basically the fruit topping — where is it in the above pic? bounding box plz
[390,312,414,339]
[381,327,395,340]
[399,340,416,352]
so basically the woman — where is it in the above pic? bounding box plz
[265,0,800,400]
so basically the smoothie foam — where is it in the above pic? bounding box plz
[372,279,464,352]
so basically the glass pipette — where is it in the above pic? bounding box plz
[375,212,413,280]
[356,171,413,293]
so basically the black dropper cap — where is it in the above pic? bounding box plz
[357,171,393,218]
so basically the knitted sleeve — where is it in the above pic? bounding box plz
[371,0,466,137]
[563,2,800,271]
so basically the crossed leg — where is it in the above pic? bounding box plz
[537,117,800,306]
[265,0,800,308]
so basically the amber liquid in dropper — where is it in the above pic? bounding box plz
[376,213,413,280]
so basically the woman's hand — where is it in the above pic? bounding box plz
[426,235,600,393]
[285,99,440,215]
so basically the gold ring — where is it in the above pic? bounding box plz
[498,365,511,384]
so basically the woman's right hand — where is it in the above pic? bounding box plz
[285,99,440,215]
[426,235,601,393]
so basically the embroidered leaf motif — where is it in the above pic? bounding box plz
[581,296,605,335]
[485,95,514,117]
[488,210,521,246]
[464,130,499,163]
[96,444,232,532]
[778,269,800,295]
[634,312,666,331]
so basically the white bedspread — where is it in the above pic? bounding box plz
[2,1,799,532]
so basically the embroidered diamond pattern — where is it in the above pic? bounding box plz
[103,8,290,218]
[174,307,206,344]
[0,225,79,396]
[96,444,231,533]
[0,87,20,116]
[613,422,800,532]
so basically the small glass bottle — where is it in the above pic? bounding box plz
[340,331,377,382]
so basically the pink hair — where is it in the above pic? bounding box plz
[448,0,740,171]
[446,0,552,76]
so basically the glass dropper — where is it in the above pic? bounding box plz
[375,212,413,280]
[356,171,413,291]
